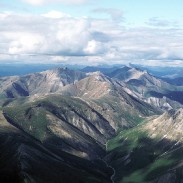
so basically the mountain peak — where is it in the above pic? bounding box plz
[43,67,72,74]
[172,108,183,120]
[108,65,149,82]
[41,67,86,80]
[157,108,183,124]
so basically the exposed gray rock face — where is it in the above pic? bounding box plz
[144,96,183,111]
[0,68,86,98]
[108,66,183,111]
[144,108,183,142]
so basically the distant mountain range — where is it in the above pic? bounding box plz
[1,65,183,182]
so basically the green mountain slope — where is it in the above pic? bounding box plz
[106,110,183,183]
[0,109,113,183]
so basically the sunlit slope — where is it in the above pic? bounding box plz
[108,66,183,110]
[106,109,183,183]
[0,68,86,98]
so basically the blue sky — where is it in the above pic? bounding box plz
[0,0,183,66]
[2,0,183,26]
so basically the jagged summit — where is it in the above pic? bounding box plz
[107,65,183,111]
[108,66,149,82]
[60,71,115,99]
[158,108,183,122]
[0,67,86,98]
[40,67,86,82]
[143,107,183,144]
[86,71,113,83]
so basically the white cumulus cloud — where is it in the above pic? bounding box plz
[0,11,183,66]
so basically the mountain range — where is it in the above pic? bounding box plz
[1,65,183,183]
